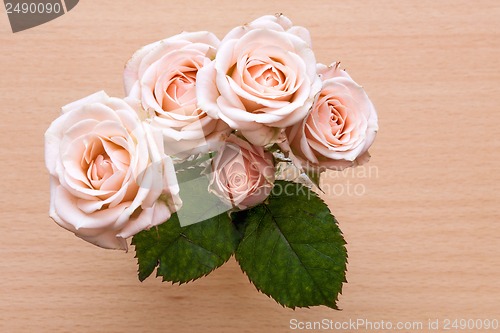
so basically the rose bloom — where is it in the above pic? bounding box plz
[285,63,378,171]
[124,31,229,159]
[197,14,321,146]
[208,135,275,210]
[45,91,182,250]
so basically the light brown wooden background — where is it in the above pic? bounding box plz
[1,1,499,332]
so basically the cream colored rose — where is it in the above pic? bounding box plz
[124,31,229,159]
[197,14,321,146]
[45,91,182,250]
[285,63,378,171]
[208,135,275,210]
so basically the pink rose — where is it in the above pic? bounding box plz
[124,31,230,159]
[285,63,378,171]
[197,14,321,146]
[208,135,275,210]
[45,91,182,250]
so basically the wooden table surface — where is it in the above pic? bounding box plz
[1,1,499,332]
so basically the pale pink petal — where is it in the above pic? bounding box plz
[196,62,223,119]
[61,91,110,114]
[241,126,280,146]
[53,186,128,230]
[124,40,162,94]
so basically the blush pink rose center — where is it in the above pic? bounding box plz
[81,137,131,194]
[124,31,229,158]
[209,135,275,210]
[164,68,197,109]
[45,91,182,250]
[197,15,321,146]
[285,63,378,171]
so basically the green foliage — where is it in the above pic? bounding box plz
[132,212,240,283]
[133,177,348,309]
[234,180,347,309]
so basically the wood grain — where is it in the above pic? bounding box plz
[1,1,499,332]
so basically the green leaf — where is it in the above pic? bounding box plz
[234,180,347,309]
[131,212,240,283]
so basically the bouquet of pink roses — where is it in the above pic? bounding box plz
[45,14,377,309]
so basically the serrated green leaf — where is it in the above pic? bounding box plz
[234,180,347,309]
[131,212,240,284]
